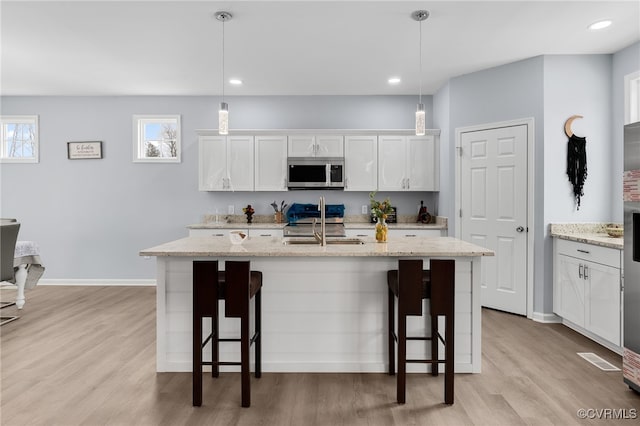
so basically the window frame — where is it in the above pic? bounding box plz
[625,70,640,125]
[132,114,181,163]
[0,115,39,163]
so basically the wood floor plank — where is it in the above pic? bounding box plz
[1,286,639,425]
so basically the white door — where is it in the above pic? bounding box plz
[199,135,227,191]
[586,261,621,345]
[316,135,344,157]
[460,125,528,315]
[227,136,254,191]
[378,135,407,191]
[344,135,377,191]
[407,135,438,191]
[255,135,287,191]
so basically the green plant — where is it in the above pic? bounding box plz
[369,192,392,219]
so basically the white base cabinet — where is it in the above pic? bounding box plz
[553,238,622,352]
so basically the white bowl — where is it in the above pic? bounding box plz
[229,230,248,244]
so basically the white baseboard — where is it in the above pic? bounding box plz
[38,279,156,287]
[532,311,562,323]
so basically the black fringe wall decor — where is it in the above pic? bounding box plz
[564,115,587,210]
[566,134,587,210]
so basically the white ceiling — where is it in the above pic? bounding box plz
[1,0,639,96]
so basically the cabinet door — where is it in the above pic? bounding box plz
[247,229,284,238]
[288,135,315,157]
[407,135,438,191]
[378,136,407,191]
[555,254,586,327]
[387,229,444,238]
[199,136,227,191]
[586,261,621,346]
[344,136,377,191]
[227,136,254,191]
[316,135,344,157]
[255,135,288,191]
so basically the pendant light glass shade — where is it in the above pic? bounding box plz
[219,102,229,135]
[415,103,425,136]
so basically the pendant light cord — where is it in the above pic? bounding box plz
[221,17,225,104]
[418,17,422,104]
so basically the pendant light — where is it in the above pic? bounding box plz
[412,10,429,136]
[215,11,232,135]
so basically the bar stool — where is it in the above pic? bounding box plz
[387,259,455,404]
[192,260,262,407]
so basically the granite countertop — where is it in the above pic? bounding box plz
[549,223,623,250]
[140,235,493,258]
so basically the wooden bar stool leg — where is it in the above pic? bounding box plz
[445,308,454,404]
[212,303,219,378]
[192,260,218,407]
[388,286,395,376]
[241,314,251,407]
[255,288,262,378]
[397,308,407,404]
[193,300,203,407]
[431,312,439,377]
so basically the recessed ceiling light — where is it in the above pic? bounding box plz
[229,78,243,85]
[388,77,401,84]
[588,20,612,30]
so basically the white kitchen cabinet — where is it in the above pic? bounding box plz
[378,134,439,191]
[553,238,622,350]
[189,228,245,237]
[248,228,284,238]
[345,227,446,238]
[344,135,377,191]
[199,135,254,191]
[387,228,445,238]
[288,135,344,157]
[255,135,288,191]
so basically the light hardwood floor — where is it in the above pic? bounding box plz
[1,285,638,425]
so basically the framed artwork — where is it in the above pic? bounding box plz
[67,141,102,159]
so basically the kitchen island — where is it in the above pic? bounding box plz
[140,235,493,374]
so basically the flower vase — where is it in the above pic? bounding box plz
[375,217,388,242]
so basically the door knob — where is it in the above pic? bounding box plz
[516,226,524,233]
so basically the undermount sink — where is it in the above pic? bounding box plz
[283,238,365,245]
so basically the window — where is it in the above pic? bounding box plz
[133,115,181,163]
[625,71,640,124]
[0,115,39,163]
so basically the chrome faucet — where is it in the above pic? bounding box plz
[313,196,327,246]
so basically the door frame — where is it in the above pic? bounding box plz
[454,117,535,319]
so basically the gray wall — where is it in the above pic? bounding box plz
[542,54,614,313]
[612,42,640,222]
[0,95,438,280]
[439,56,547,314]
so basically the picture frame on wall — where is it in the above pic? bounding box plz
[67,141,102,159]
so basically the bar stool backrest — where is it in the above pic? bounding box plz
[0,222,20,282]
[398,259,424,316]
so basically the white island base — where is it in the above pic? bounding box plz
[155,255,482,374]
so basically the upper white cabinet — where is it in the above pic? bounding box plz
[378,135,439,191]
[288,135,344,158]
[344,135,377,192]
[553,238,622,351]
[199,135,254,191]
[255,135,288,191]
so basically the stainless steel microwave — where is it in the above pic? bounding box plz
[287,158,344,189]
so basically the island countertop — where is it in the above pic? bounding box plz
[140,235,494,258]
